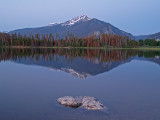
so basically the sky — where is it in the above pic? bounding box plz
[0,0,160,35]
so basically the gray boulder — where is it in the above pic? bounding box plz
[57,96,106,110]
[57,96,82,108]
[82,96,105,110]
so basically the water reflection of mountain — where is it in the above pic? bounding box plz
[136,57,160,66]
[12,56,160,79]
[13,56,132,79]
[13,56,160,79]
[1,48,160,79]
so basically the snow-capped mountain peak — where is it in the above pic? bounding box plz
[62,15,92,26]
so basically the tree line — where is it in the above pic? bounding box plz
[0,32,160,48]
[0,32,136,48]
[138,39,160,46]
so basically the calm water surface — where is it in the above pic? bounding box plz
[0,48,160,120]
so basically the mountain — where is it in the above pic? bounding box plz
[134,35,149,40]
[9,15,134,39]
[135,32,160,40]
[147,32,160,39]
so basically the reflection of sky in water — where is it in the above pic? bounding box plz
[0,51,160,120]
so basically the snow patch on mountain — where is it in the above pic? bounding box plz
[62,15,92,26]
[48,15,91,27]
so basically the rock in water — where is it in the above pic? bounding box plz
[57,96,106,110]
[82,96,105,110]
[57,96,82,108]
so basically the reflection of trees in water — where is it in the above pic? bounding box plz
[0,48,160,63]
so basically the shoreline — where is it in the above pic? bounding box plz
[1,46,160,50]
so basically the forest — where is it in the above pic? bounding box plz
[0,32,160,48]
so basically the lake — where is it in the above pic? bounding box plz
[0,48,160,120]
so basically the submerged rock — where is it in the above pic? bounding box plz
[57,96,106,110]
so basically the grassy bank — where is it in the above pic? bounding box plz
[1,46,160,50]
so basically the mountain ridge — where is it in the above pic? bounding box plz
[135,32,160,40]
[9,15,134,39]
[9,15,160,40]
